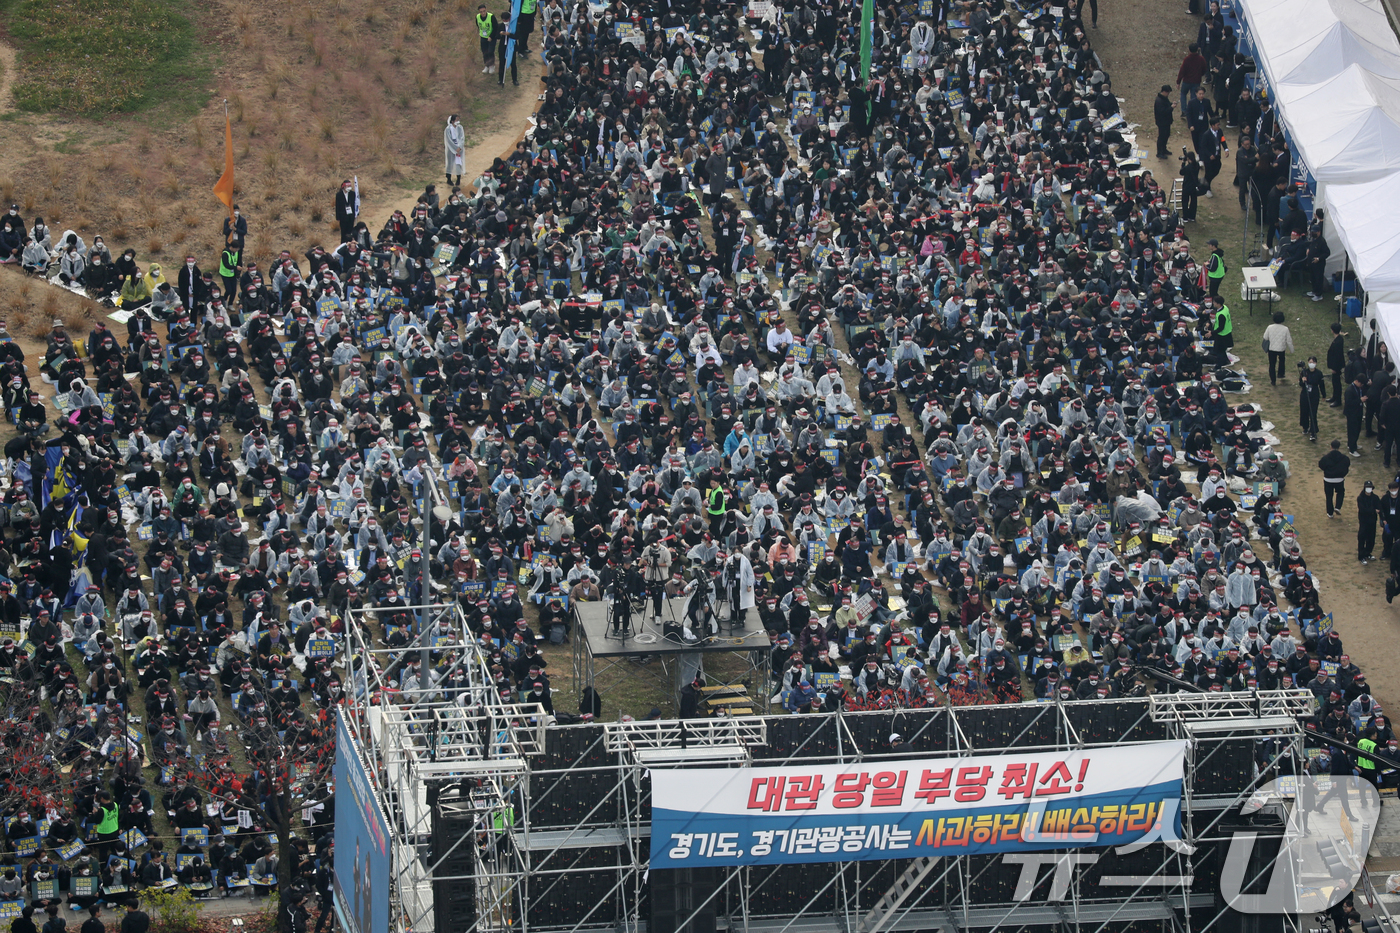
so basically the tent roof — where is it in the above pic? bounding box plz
[1242,0,1400,86]
[1276,65,1400,182]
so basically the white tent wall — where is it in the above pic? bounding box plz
[1235,0,1400,284]
[1271,65,1400,276]
[1368,301,1400,360]
[1321,172,1400,305]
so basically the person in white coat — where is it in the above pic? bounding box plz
[722,550,756,628]
[444,115,466,187]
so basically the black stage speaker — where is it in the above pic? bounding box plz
[651,867,718,933]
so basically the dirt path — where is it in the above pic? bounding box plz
[1094,2,1400,713]
[379,55,545,222]
[0,39,16,116]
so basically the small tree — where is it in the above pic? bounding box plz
[185,679,335,933]
[142,885,202,933]
[0,679,66,819]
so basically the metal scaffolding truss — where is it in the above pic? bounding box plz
[1148,689,1317,724]
[353,689,1318,933]
[342,598,550,933]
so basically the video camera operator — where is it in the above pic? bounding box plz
[641,537,673,624]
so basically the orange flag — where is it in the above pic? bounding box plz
[213,106,235,219]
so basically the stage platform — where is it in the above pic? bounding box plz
[573,599,774,657]
[571,598,774,714]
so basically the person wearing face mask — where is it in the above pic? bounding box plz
[1358,481,1381,563]
[334,178,357,242]
[444,114,465,187]
[496,6,519,86]
[1299,355,1324,442]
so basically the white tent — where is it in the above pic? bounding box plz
[1370,300,1400,359]
[1275,65,1400,184]
[1239,0,1400,86]
[1322,172,1400,305]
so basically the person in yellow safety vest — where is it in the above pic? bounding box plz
[476,5,497,74]
[518,0,537,54]
[1206,237,1227,298]
[706,477,726,533]
[1358,727,1380,791]
[1210,295,1233,367]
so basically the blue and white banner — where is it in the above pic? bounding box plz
[650,741,1186,867]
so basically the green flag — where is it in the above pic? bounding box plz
[859,0,874,83]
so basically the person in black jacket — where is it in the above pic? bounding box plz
[1380,481,1400,560]
[1319,440,1352,517]
[1328,322,1347,406]
[1234,133,1257,210]
[1358,481,1381,563]
[1154,85,1174,158]
[334,180,357,243]
[1303,229,1332,301]
[119,899,150,933]
[1300,356,1325,441]
[1345,375,1367,456]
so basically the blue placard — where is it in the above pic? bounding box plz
[306,637,337,659]
[182,827,209,847]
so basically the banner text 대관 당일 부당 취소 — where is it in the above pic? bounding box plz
[649,740,1187,868]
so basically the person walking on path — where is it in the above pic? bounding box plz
[1200,116,1227,195]
[496,8,519,87]
[1358,480,1380,562]
[476,4,497,73]
[1177,44,1208,114]
[1346,374,1368,457]
[1185,89,1216,160]
[1320,440,1352,517]
[1154,85,1174,158]
[1379,480,1400,560]
[1300,355,1325,441]
[1261,311,1294,386]
[444,115,465,188]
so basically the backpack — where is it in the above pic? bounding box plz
[548,623,567,645]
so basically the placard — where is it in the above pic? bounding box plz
[651,742,1187,867]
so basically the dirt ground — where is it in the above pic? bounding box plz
[0,0,545,339]
[1091,2,1400,713]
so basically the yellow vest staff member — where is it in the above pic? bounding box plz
[517,0,538,54]
[476,5,497,73]
[1206,237,1228,299]
[706,478,727,533]
[93,792,121,859]
[1358,728,1380,790]
[1211,295,1233,368]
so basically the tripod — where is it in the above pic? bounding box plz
[606,574,637,638]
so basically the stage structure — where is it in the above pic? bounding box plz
[572,598,774,712]
[344,676,1339,933]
